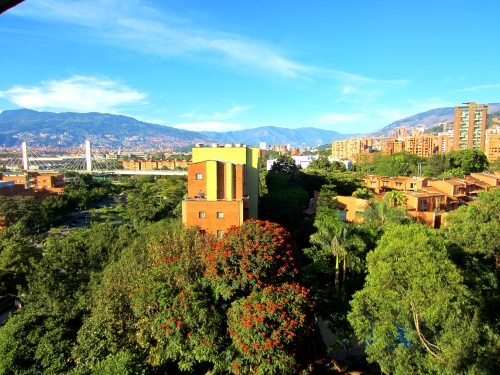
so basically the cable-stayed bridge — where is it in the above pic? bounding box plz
[3,141,187,176]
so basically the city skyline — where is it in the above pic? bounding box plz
[1,0,499,134]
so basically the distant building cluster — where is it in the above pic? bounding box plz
[119,159,189,171]
[267,144,301,155]
[332,102,500,162]
[307,172,500,229]
[0,171,65,200]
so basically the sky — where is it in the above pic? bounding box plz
[0,0,499,134]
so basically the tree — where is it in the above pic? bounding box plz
[72,220,207,374]
[269,155,299,174]
[370,152,423,177]
[226,283,314,375]
[352,187,373,199]
[0,196,45,229]
[0,223,131,374]
[385,190,407,208]
[310,213,365,289]
[153,152,165,161]
[488,158,500,172]
[447,149,489,175]
[308,156,332,171]
[422,153,450,177]
[348,224,482,374]
[445,188,500,290]
[202,220,299,300]
[357,197,410,233]
[259,187,309,233]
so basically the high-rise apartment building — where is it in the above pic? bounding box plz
[453,102,488,151]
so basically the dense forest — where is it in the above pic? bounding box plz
[0,150,499,374]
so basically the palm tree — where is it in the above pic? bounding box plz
[352,187,374,200]
[357,198,411,237]
[310,213,365,289]
[384,190,407,208]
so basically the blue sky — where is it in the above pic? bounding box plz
[0,0,499,134]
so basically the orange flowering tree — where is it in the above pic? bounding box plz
[202,220,300,300]
[227,283,315,375]
[151,283,226,372]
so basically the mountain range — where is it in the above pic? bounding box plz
[364,103,500,138]
[1,104,500,150]
[0,109,354,149]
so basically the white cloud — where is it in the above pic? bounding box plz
[180,110,197,118]
[12,0,407,86]
[0,75,146,112]
[456,83,500,92]
[180,105,253,121]
[144,118,164,124]
[342,86,357,94]
[318,113,366,124]
[173,122,244,132]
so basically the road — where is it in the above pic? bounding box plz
[0,307,16,325]
[45,197,122,237]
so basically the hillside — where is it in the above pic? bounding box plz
[0,109,212,148]
[200,126,357,147]
[363,103,500,138]
[0,109,356,149]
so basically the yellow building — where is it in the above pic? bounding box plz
[187,145,260,219]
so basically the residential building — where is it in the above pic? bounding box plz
[0,171,65,200]
[182,145,259,236]
[485,126,500,162]
[453,102,488,151]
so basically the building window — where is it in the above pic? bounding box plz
[216,212,224,219]
[395,182,402,188]
[339,210,347,222]
[420,200,428,210]
[217,230,224,238]
[195,173,203,180]
[199,212,206,219]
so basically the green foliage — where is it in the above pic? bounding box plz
[348,224,482,374]
[269,154,299,174]
[445,188,500,288]
[72,220,207,373]
[447,149,489,175]
[310,213,366,289]
[0,311,78,374]
[0,223,132,374]
[125,175,187,225]
[0,196,45,229]
[352,187,373,199]
[357,198,410,233]
[422,153,450,177]
[308,157,347,172]
[424,123,445,134]
[92,351,147,375]
[370,152,423,177]
[384,190,407,208]
[259,187,309,232]
[488,158,500,172]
